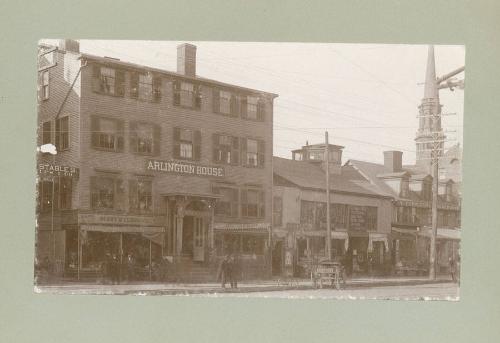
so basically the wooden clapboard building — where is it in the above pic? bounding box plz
[36,40,277,283]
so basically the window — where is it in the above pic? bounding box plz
[41,70,49,100]
[37,177,72,212]
[365,206,377,230]
[400,178,410,198]
[91,116,124,152]
[242,236,265,255]
[246,96,259,119]
[241,188,265,218]
[129,179,153,214]
[55,116,69,151]
[242,138,264,167]
[174,127,201,160]
[130,122,160,155]
[331,203,349,227]
[173,81,201,109]
[42,121,51,145]
[90,175,124,210]
[219,91,232,114]
[213,133,239,165]
[214,186,239,217]
[273,196,283,226]
[241,95,265,121]
[92,65,125,96]
[308,150,324,161]
[130,72,161,101]
[293,151,303,161]
[422,181,432,200]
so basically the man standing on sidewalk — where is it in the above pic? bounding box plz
[218,255,230,289]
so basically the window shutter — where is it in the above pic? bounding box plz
[90,176,97,209]
[153,76,162,102]
[241,189,248,217]
[257,140,265,167]
[212,133,220,162]
[115,70,125,96]
[173,80,180,105]
[259,190,265,218]
[90,116,99,147]
[153,124,161,156]
[240,138,247,166]
[257,98,265,121]
[173,127,181,159]
[116,120,125,151]
[240,96,248,119]
[230,94,238,116]
[130,72,139,98]
[193,130,202,161]
[232,188,239,217]
[129,121,138,153]
[129,179,138,213]
[212,88,220,113]
[231,136,240,165]
[55,118,61,150]
[92,65,102,92]
[194,84,202,109]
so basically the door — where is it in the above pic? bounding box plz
[193,217,205,262]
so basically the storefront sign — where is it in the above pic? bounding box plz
[38,163,79,178]
[213,222,270,231]
[78,213,158,227]
[146,159,225,178]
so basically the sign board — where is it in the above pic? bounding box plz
[38,163,79,178]
[146,159,225,178]
[78,213,158,227]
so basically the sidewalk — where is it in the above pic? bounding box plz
[35,276,455,295]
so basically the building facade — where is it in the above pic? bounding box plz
[36,40,277,282]
[272,143,394,277]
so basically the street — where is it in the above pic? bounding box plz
[209,283,459,300]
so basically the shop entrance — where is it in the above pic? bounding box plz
[272,240,283,276]
[182,216,205,262]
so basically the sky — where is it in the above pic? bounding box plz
[41,40,465,165]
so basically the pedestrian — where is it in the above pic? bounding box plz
[110,253,120,285]
[229,254,239,289]
[217,255,230,289]
[449,257,457,282]
[125,253,135,283]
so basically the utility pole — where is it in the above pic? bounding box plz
[325,131,332,260]
[417,45,464,280]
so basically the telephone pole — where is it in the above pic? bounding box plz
[416,45,464,280]
[325,131,332,260]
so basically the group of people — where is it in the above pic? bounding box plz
[218,254,240,289]
[102,252,137,285]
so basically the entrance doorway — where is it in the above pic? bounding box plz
[272,240,283,276]
[182,216,205,262]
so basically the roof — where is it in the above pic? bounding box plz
[273,157,392,198]
[79,52,278,98]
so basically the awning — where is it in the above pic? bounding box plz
[80,224,164,233]
[419,227,461,241]
[368,232,389,252]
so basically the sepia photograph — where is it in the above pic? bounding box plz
[35,39,464,300]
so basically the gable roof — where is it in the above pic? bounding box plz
[273,157,392,199]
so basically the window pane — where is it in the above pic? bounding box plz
[220,91,231,114]
[180,143,193,158]
[247,96,258,119]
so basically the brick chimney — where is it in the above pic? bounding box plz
[59,39,80,53]
[177,43,197,77]
[383,151,403,172]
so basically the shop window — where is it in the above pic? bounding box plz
[90,175,124,210]
[242,236,265,255]
[331,203,349,227]
[42,121,52,145]
[213,186,239,217]
[55,116,69,151]
[241,188,265,218]
[213,133,239,165]
[92,65,125,96]
[273,196,283,226]
[173,127,201,160]
[129,179,153,214]
[173,81,201,109]
[242,138,264,167]
[91,116,125,152]
[130,122,160,155]
[222,234,241,255]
